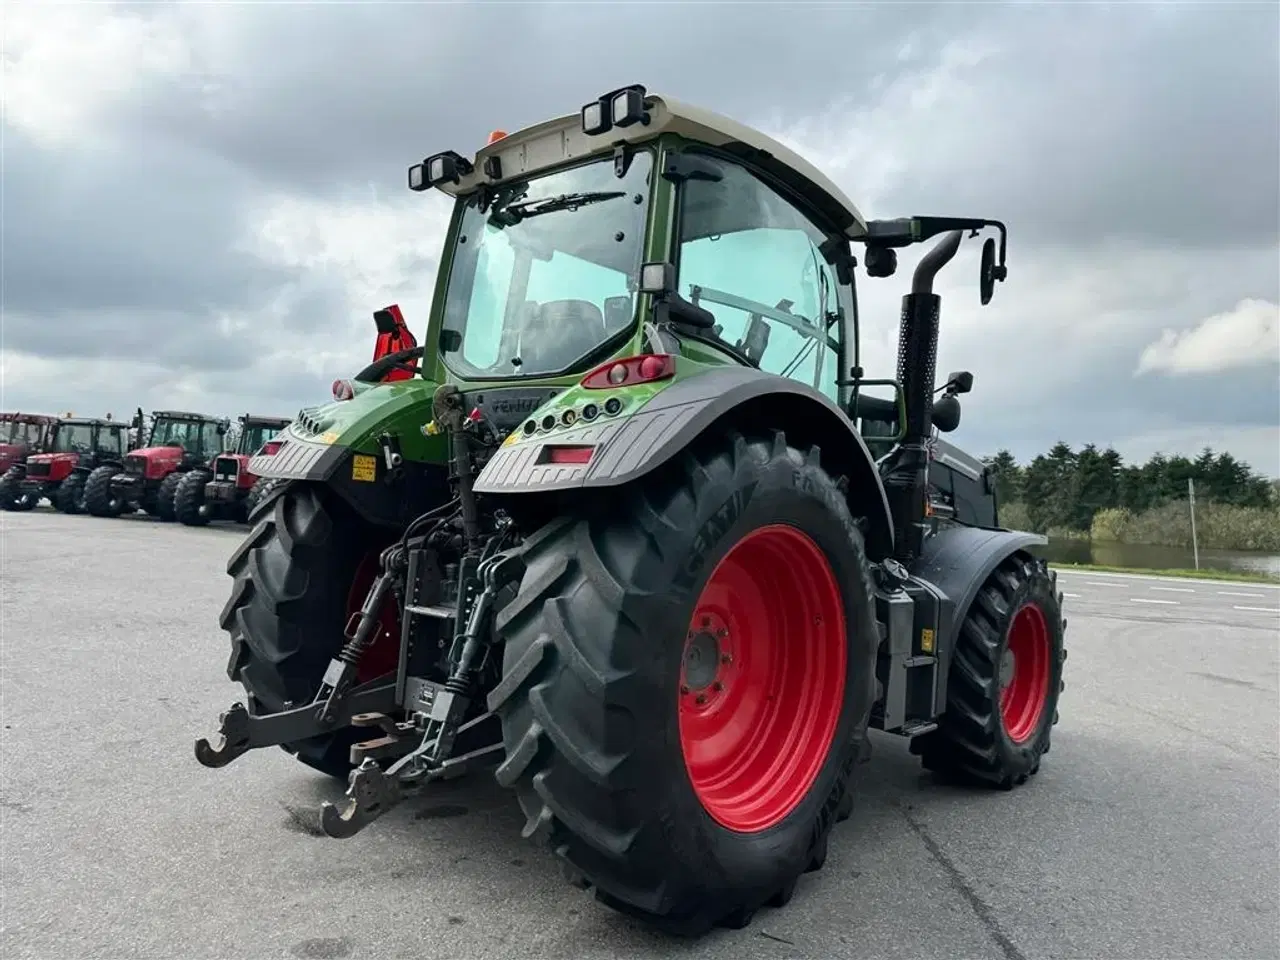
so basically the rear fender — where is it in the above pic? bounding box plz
[909,526,1048,717]
[473,365,895,560]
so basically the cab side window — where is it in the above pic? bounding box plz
[677,157,841,402]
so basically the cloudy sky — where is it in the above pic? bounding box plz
[3,1,1278,475]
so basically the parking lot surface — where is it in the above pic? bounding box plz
[2,510,1278,960]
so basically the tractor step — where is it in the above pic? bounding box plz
[405,603,455,620]
[901,721,938,737]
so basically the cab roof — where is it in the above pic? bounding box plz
[0,412,60,424]
[242,414,292,427]
[152,410,225,422]
[437,91,869,239]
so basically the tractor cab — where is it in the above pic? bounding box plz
[140,411,228,465]
[4,417,128,512]
[179,413,293,527]
[0,412,59,473]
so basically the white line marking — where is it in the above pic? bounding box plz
[1063,592,1081,598]
[1130,597,1179,605]
[1233,606,1280,614]
[1150,586,1194,593]
[1052,568,1280,589]
[1086,581,1124,588]
[1219,591,1264,598]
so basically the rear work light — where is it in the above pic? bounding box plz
[332,379,355,401]
[580,353,676,390]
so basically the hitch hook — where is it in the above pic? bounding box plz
[194,702,252,768]
[320,759,403,839]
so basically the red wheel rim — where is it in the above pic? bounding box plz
[678,524,847,834]
[999,602,1051,744]
[347,550,401,684]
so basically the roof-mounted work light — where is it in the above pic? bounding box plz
[581,84,649,137]
[407,150,474,192]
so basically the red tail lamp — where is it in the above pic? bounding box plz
[332,379,355,401]
[487,130,508,145]
[542,445,595,465]
[580,354,675,390]
[260,439,283,456]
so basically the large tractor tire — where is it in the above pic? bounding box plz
[155,472,183,521]
[175,469,213,526]
[0,466,36,511]
[912,553,1066,788]
[56,471,87,514]
[83,465,125,517]
[219,480,402,779]
[490,429,881,935]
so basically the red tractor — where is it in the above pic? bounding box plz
[84,410,229,520]
[0,412,59,477]
[175,414,292,526]
[6,417,130,512]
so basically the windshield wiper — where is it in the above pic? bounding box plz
[489,191,625,227]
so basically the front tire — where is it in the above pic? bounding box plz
[56,472,87,514]
[175,470,213,526]
[913,554,1066,788]
[84,466,125,517]
[155,472,183,521]
[0,466,21,510]
[219,480,400,778]
[491,429,880,935]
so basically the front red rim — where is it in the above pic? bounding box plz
[999,602,1051,743]
[678,524,847,834]
[347,550,402,684]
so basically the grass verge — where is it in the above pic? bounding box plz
[1048,562,1280,584]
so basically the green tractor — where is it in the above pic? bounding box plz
[195,86,1067,935]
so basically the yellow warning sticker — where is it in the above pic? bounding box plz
[317,431,339,445]
[351,454,377,483]
[920,627,935,654]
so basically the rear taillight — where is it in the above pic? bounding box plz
[580,354,676,390]
[332,379,355,401]
[260,440,283,456]
[541,445,595,465]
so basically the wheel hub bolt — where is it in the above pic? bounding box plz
[695,694,707,705]
[712,681,723,692]
[721,653,732,664]
[680,684,690,695]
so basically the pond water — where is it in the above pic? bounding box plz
[1035,539,1280,578]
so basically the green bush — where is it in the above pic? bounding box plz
[1089,501,1280,552]
[1000,501,1033,532]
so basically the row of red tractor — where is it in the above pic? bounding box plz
[1,303,422,528]
[0,409,291,526]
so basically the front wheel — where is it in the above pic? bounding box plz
[912,554,1066,788]
[175,470,213,526]
[0,466,36,511]
[491,429,880,935]
[83,466,125,517]
[55,472,87,514]
[155,472,183,521]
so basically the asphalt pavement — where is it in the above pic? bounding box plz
[2,510,1278,960]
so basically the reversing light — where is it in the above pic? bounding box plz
[580,353,676,390]
[332,379,355,401]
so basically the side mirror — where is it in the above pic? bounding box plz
[944,370,974,395]
[979,237,997,305]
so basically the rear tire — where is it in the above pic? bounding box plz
[219,480,399,779]
[56,472,87,514]
[913,554,1066,788]
[175,470,213,526]
[491,429,880,935]
[84,466,125,517]
[155,472,183,522]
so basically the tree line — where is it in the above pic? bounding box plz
[983,443,1277,535]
